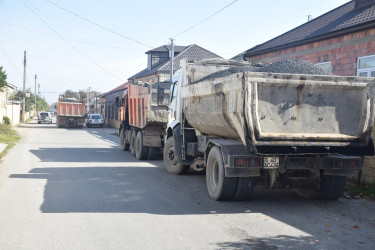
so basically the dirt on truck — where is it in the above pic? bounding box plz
[163,58,375,201]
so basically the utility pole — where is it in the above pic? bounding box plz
[169,38,174,84]
[38,83,40,96]
[22,51,26,123]
[34,74,37,115]
[87,87,91,113]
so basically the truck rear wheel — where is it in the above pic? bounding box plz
[234,177,255,201]
[148,147,157,160]
[163,137,189,175]
[130,131,136,156]
[135,131,149,160]
[120,129,130,151]
[206,146,237,201]
[297,175,347,200]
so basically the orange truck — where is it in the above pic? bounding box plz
[56,98,86,128]
[119,82,170,160]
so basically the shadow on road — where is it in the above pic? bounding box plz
[29,147,143,163]
[9,165,375,248]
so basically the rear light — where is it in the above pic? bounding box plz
[101,120,103,122]
[89,120,92,122]
[230,156,261,168]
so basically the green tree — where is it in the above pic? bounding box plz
[62,90,78,99]
[78,89,87,100]
[0,66,7,90]
[14,89,48,112]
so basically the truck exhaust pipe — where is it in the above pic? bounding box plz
[192,158,205,172]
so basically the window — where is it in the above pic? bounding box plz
[357,55,375,77]
[315,62,332,73]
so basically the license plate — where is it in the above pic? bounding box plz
[264,157,279,168]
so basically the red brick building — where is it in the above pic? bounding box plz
[244,0,375,78]
[243,0,375,183]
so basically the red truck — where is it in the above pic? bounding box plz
[119,82,170,160]
[56,98,86,128]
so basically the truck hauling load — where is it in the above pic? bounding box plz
[163,58,375,201]
[119,82,170,160]
[56,98,86,128]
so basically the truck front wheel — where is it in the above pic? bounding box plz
[163,137,189,175]
[206,146,237,201]
[297,175,347,200]
[135,131,149,160]
[120,129,130,151]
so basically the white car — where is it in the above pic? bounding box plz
[38,112,52,124]
[86,114,104,128]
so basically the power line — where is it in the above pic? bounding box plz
[20,0,123,81]
[0,21,145,51]
[44,0,153,48]
[172,0,238,38]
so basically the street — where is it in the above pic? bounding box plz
[0,121,374,250]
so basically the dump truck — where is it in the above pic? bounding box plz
[56,98,85,128]
[119,82,170,160]
[163,59,375,201]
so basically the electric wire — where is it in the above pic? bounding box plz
[44,0,153,48]
[0,21,144,51]
[20,0,123,82]
[171,0,238,38]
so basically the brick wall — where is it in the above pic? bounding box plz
[247,27,375,184]
[248,28,375,76]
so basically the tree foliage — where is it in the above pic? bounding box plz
[61,89,89,100]
[14,89,48,112]
[0,66,7,90]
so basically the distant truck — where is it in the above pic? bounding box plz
[56,98,85,128]
[163,59,375,201]
[119,82,170,160]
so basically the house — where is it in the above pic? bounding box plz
[0,83,19,126]
[128,44,221,84]
[99,82,129,129]
[244,0,375,77]
[242,0,375,183]
[99,44,221,129]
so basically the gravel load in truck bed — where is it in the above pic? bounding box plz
[197,59,331,83]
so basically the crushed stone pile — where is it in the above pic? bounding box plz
[197,59,331,83]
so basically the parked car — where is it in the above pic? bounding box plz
[38,112,52,124]
[86,114,104,128]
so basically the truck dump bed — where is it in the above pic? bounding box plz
[128,82,170,129]
[57,99,85,117]
[181,60,375,149]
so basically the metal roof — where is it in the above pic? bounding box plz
[245,0,375,57]
[129,44,221,80]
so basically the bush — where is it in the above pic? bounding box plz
[3,116,10,125]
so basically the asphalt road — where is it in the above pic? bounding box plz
[0,121,374,249]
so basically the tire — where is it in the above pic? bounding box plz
[38,121,41,124]
[120,129,130,151]
[87,124,91,128]
[135,131,149,160]
[297,175,347,200]
[130,131,136,156]
[163,137,189,175]
[233,177,255,201]
[206,146,238,201]
[148,147,157,160]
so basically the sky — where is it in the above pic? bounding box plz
[0,0,350,104]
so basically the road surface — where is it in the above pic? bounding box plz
[0,121,374,249]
